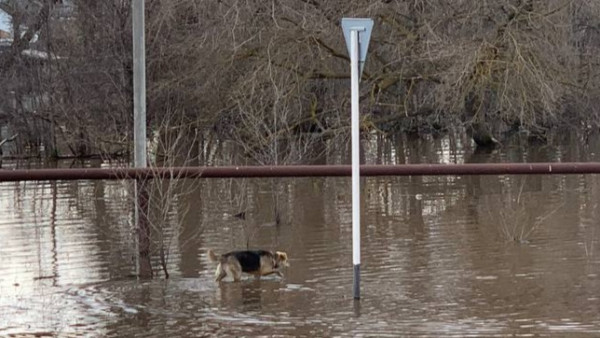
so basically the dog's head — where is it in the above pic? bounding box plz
[275,251,289,268]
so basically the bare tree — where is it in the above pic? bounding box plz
[2,0,600,159]
[123,110,203,278]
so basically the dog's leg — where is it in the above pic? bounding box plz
[265,270,284,278]
[260,270,284,278]
[222,265,239,282]
[215,263,227,282]
[229,264,242,282]
[214,263,221,280]
[232,269,242,282]
[216,270,227,282]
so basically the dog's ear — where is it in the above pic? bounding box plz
[276,251,288,261]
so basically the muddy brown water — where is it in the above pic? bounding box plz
[2,134,600,337]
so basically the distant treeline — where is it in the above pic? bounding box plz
[1,0,599,159]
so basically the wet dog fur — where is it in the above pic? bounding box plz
[207,249,289,282]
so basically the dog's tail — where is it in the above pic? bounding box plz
[207,249,220,263]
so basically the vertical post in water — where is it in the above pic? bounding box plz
[342,17,373,300]
[132,0,152,278]
[133,0,146,169]
[350,29,361,300]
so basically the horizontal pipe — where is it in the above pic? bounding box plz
[1,163,600,182]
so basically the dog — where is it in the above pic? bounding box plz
[207,249,289,282]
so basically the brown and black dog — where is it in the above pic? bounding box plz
[207,249,289,282]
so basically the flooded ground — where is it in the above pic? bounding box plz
[2,133,600,337]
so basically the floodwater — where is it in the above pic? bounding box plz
[2,132,600,337]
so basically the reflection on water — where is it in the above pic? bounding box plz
[1,133,600,336]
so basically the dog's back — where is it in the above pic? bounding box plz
[225,250,270,273]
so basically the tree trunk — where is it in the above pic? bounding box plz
[137,179,153,279]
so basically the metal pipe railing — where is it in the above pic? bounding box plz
[1,162,600,182]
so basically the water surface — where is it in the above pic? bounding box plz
[2,133,600,337]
